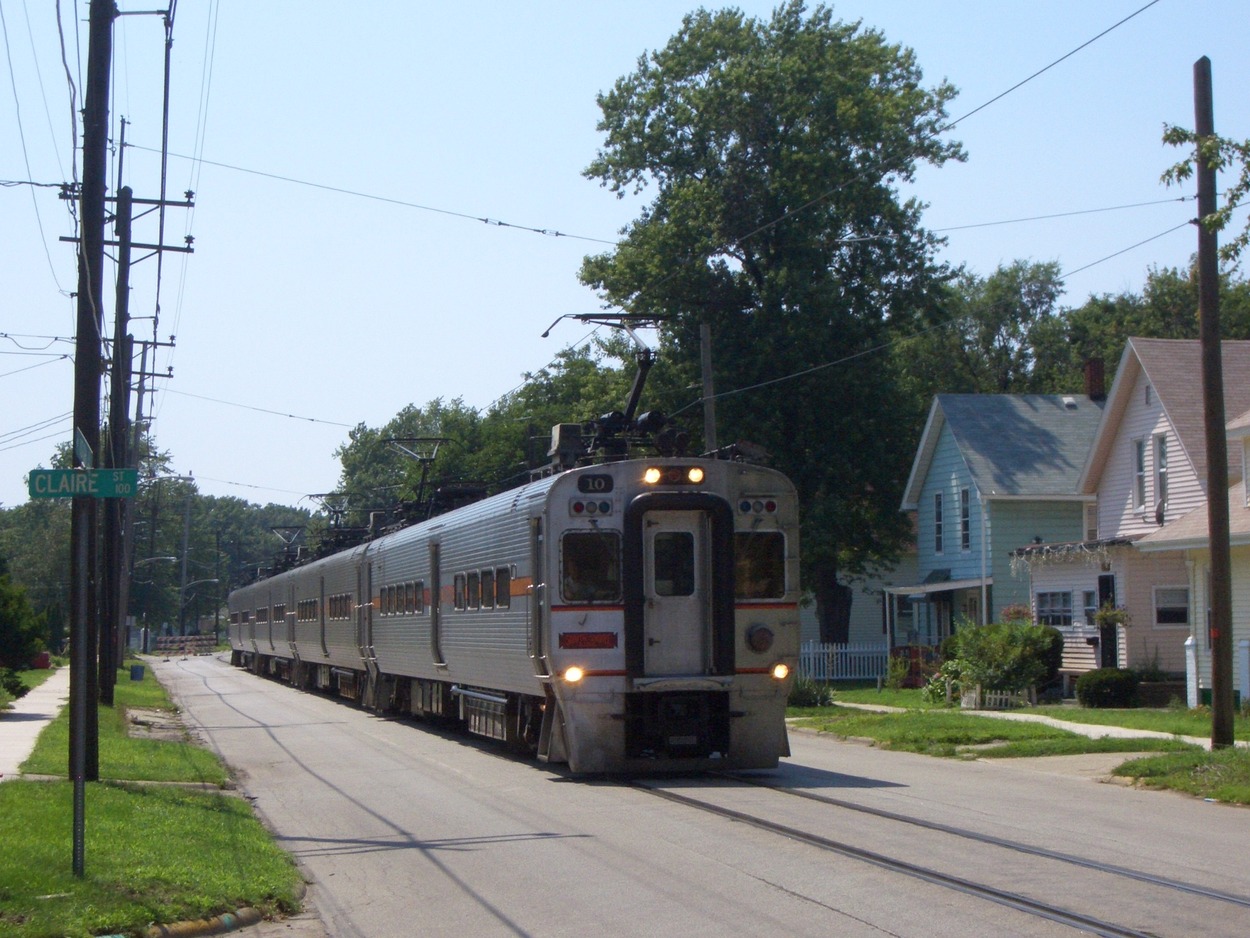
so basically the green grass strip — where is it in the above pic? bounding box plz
[0,781,301,938]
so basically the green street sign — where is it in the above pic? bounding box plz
[28,468,139,499]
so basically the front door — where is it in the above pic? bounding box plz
[642,510,708,676]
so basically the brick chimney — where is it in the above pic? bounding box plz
[1084,358,1106,402]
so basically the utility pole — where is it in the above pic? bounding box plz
[68,0,114,877]
[700,322,717,453]
[100,185,133,707]
[1192,57,1235,749]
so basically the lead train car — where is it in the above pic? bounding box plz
[228,458,799,774]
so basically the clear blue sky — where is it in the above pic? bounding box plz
[2,0,1247,511]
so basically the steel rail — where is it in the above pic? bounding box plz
[633,780,1160,938]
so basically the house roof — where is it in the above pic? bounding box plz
[1081,338,1250,493]
[901,394,1105,509]
[1229,407,1250,439]
[1137,479,1250,551]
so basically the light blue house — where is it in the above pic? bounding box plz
[889,392,1105,647]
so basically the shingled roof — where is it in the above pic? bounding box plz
[1080,338,1250,493]
[901,393,1105,508]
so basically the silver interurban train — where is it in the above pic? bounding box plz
[228,456,799,774]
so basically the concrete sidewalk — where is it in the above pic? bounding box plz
[0,665,69,781]
[832,699,1249,750]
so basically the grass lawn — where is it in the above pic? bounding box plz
[788,706,1194,759]
[0,663,304,938]
[791,685,1250,804]
[1027,704,1250,741]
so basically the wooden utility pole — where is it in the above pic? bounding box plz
[68,0,114,876]
[100,186,133,706]
[1193,57,1235,749]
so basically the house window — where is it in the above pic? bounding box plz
[1036,591,1073,627]
[1082,590,1098,625]
[1084,503,1098,542]
[1154,434,1168,511]
[960,488,971,551]
[934,492,944,554]
[1154,586,1189,628]
[1133,439,1147,510]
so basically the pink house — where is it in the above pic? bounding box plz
[1016,338,1250,678]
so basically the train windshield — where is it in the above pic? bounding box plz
[560,531,622,603]
[734,532,785,599]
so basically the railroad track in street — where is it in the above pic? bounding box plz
[627,773,1250,938]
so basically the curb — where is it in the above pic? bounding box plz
[143,907,263,938]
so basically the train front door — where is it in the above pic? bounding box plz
[642,510,709,676]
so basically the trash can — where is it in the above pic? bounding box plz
[130,664,145,681]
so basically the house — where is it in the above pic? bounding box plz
[888,385,1106,649]
[1137,404,1250,703]
[798,544,918,646]
[1016,339,1250,678]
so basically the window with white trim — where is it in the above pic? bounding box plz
[1133,439,1147,510]
[934,492,944,554]
[1154,433,1168,512]
[1154,586,1189,628]
[1036,591,1073,627]
[1082,590,1098,625]
[960,488,971,551]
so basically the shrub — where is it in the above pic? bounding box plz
[922,658,964,705]
[947,621,1052,692]
[884,653,912,689]
[788,676,834,707]
[1,667,27,700]
[1075,667,1140,708]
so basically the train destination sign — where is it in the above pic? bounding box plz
[28,468,139,499]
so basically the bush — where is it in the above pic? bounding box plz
[1075,667,1140,708]
[788,676,834,707]
[1,667,27,700]
[946,621,1053,692]
[922,658,964,705]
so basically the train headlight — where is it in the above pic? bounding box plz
[771,663,790,681]
[642,465,707,486]
[746,624,774,653]
[563,666,586,684]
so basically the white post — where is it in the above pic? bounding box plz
[1238,639,1250,707]
[1185,635,1199,708]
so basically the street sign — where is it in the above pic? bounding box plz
[28,468,139,499]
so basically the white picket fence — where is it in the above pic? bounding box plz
[798,640,890,682]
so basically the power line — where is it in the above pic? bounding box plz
[163,388,356,428]
[126,143,619,245]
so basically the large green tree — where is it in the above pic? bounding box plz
[578,2,962,640]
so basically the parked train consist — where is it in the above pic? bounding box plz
[228,454,799,774]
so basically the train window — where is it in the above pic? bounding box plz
[454,573,466,610]
[467,571,481,609]
[734,532,785,599]
[561,531,622,603]
[414,580,425,614]
[405,582,416,614]
[495,567,511,608]
[480,569,495,609]
[653,532,695,596]
[257,607,270,623]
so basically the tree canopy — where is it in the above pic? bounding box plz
[579,1,963,639]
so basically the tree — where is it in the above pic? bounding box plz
[579,2,962,640]
[1163,125,1250,267]
[893,261,1066,402]
[0,562,49,669]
